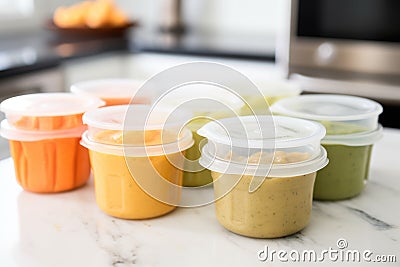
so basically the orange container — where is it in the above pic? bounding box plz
[12,114,83,131]
[0,93,104,193]
[1,121,90,193]
[71,79,151,106]
[81,105,193,219]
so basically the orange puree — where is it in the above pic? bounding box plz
[9,137,90,193]
[94,129,177,146]
[14,114,83,131]
[89,129,184,219]
[89,151,183,219]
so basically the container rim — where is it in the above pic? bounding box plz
[80,129,194,156]
[82,104,192,131]
[0,93,105,117]
[197,115,326,149]
[322,125,383,146]
[199,144,328,177]
[271,94,383,121]
[0,119,86,141]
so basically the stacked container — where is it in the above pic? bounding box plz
[198,115,328,238]
[80,105,194,219]
[271,94,383,200]
[0,93,104,193]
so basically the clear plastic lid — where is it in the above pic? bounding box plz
[0,120,86,141]
[71,79,149,100]
[0,93,105,117]
[197,115,328,177]
[83,105,192,132]
[199,144,328,177]
[155,83,245,117]
[271,94,383,136]
[80,129,194,156]
[197,115,325,150]
[322,125,383,146]
[81,104,194,156]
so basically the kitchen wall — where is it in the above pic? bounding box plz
[0,0,286,38]
[118,0,286,36]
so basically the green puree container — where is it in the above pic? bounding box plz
[156,83,244,187]
[271,94,383,200]
[197,115,328,238]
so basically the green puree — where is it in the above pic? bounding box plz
[314,145,372,200]
[183,111,238,187]
[183,122,212,187]
[314,119,373,200]
[319,121,368,135]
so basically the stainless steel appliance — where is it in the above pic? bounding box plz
[279,0,400,103]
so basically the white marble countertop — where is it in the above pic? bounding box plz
[0,128,399,267]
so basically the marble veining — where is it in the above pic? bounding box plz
[345,206,394,231]
[81,215,138,266]
[0,128,399,267]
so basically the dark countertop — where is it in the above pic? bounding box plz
[0,30,131,79]
[0,28,275,79]
[130,29,275,61]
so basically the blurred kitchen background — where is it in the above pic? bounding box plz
[0,0,399,159]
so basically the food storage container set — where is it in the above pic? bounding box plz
[0,78,383,238]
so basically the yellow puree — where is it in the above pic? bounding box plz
[213,150,315,238]
[90,130,184,219]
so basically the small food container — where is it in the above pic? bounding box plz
[0,93,104,193]
[156,83,244,187]
[71,78,151,106]
[271,94,383,200]
[80,105,193,219]
[198,115,328,238]
[240,79,301,115]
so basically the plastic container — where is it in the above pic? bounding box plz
[71,79,151,106]
[240,79,302,115]
[1,120,90,193]
[271,94,383,200]
[156,83,245,187]
[80,105,193,219]
[198,115,328,238]
[0,93,104,131]
[0,93,103,193]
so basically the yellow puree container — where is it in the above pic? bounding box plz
[81,105,193,219]
[198,115,328,238]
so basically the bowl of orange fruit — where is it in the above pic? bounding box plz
[47,0,137,38]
